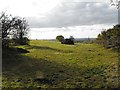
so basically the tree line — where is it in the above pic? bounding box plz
[0,12,29,47]
[96,24,120,52]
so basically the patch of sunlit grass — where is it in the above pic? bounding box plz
[2,40,119,89]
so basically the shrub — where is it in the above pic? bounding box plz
[56,35,64,42]
[61,39,74,45]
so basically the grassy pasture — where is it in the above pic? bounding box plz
[2,40,119,89]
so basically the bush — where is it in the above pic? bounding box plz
[2,39,10,47]
[19,37,29,45]
[96,24,120,51]
[56,35,64,42]
[61,39,74,45]
[11,37,29,45]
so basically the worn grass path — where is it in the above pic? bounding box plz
[2,40,119,88]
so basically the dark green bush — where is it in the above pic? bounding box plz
[12,37,29,45]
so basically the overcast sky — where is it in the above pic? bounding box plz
[0,0,118,39]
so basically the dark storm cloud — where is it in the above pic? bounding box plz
[26,2,117,28]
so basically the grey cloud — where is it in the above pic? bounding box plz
[27,2,117,28]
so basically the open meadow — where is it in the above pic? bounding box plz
[2,40,119,89]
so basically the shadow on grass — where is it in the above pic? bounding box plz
[2,47,119,89]
[25,45,73,53]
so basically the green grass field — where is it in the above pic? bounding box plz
[2,40,119,89]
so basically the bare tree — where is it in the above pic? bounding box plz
[0,12,29,46]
